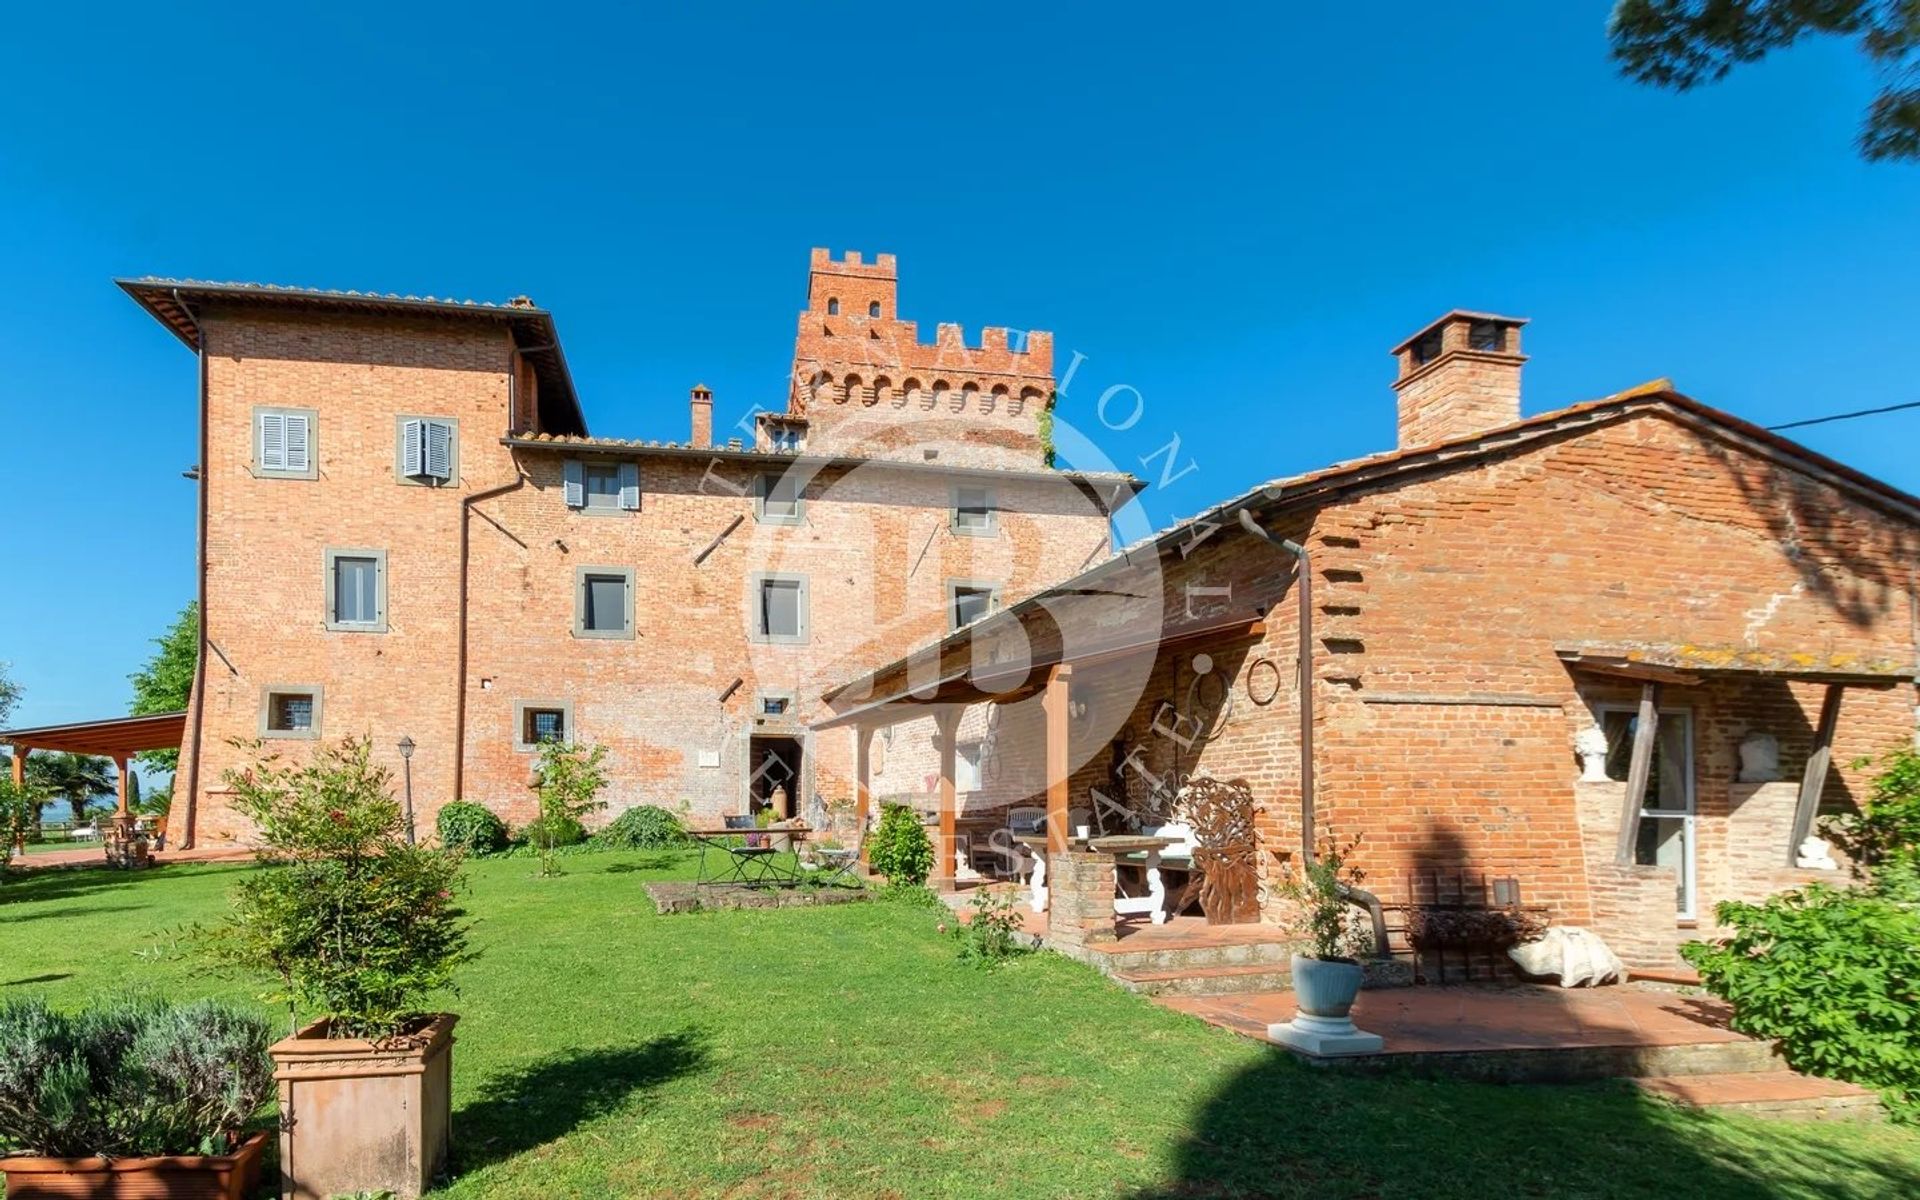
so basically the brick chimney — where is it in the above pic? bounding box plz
[1390,311,1527,449]
[689,383,713,448]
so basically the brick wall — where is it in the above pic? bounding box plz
[175,297,1110,844]
[789,250,1055,470]
[1053,407,1917,960]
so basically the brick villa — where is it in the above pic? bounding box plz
[6,253,1917,968]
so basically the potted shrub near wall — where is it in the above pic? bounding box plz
[1278,835,1374,1028]
[0,996,275,1199]
[202,736,473,1200]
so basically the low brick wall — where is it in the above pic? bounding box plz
[1045,849,1118,952]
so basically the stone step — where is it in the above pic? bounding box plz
[1635,1071,1883,1122]
[1111,962,1296,997]
[1085,939,1296,974]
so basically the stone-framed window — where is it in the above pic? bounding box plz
[755,471,805,524]
[395,415,459,486]
[259,685,322,740]
[951,484,998,536]
[324,548,388,633]
[574,566,636,639]
[750,572,809,644]
[945,579,1001,631]
[563,459,640,513]
[253,406,317,480]
[513,700,574,752]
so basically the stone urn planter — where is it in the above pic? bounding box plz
[1269,954,1383,1057]
[1,1131,268,1200]
[270,1014,457,1200]
[1292,953,1364,1019]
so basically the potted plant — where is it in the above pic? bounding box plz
[0,995,275,1199]
[201,736,473,1200]
[1277,834,1374,1025]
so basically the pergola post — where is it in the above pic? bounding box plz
[1043,662,1074,857]
[853,722,872,865]
[111,753,134,837]
[1615,682,1662,866]
[9,745,27,853]
[932,708,961,890]
[1788,684,1846,867]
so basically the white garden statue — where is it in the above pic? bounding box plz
[1574,725,1612,783]
[1796,835,1839,871]
[1508,926,1625,988]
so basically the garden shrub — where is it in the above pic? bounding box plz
[595,804,688,850]
[866,803,934,886]
[436,801,508,855]
[951,888,1028,969]
[1683,746,1920,1118]
[1683,885,1920,1115]
[521,814,588,848]
[0,995,274,1158]
[202,736,473,1039]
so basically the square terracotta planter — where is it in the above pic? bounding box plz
[269,1013,456,1200]
[1,1130,267,1199]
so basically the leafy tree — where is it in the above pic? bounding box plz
[26,752,116,824]
[1610,1,1920,161]
[530,741,608,877]
[128,602,198,771]
[0,661,20,728]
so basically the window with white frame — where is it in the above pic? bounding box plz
[397,416,457,484]
[752,573,808,643]
[563,459,639,513]
[254,407,316,479]
[951,484,997,535]
[325,549,387,632]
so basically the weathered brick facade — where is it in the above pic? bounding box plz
[828,315,1920,967]
[131,256,1126,845]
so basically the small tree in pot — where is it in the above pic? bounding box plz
[1277,833,1374,1028]
[202,736,472,1199]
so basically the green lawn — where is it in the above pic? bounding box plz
[3,854,1917,1199]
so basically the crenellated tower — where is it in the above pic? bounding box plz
[781,249,1056,469]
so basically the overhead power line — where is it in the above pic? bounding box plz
[1768,399,1920,433]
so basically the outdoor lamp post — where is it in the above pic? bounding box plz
[397,735,417,845]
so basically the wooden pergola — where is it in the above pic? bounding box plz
[3,711,188,835]
[1555,643,1913,868]
[816,603,1265,886]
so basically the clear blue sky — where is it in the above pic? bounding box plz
[2,2,1916,740]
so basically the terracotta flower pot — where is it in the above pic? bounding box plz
[1,1131,267,1200]
[269,1013,456,1200]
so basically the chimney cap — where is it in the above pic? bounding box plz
[691,382,713,399]
[1390,309,1528,357]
